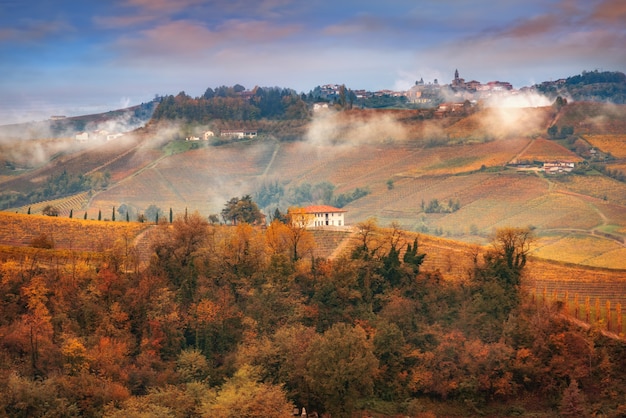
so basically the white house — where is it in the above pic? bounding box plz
[203,130,215,140]
[220,129,257,139]
[543,161,575,174]
[107,133,124,141]
[302,205,347,228]
[313,103,329,112]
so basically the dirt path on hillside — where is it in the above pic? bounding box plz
[261,142,281,177]
[86,152,168,208]
[132,225,157,267]
[508,137,535,165]
[85,137,146,175]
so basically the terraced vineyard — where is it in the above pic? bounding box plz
[0,211,148,252]
[516,137,582,162]
[14,191,91,216]
[532,233,626,268]
[554,175,626,205]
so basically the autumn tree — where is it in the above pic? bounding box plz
[21,275,55,378]
[282,208,316,261]
[488,226,534,290]
[31,233,54,249]
[150,211,211,306]
[221,195,264,225]
[559,379,588,417]
[42,205,59,217]
[305,323,378,417]
[467,227,534,342]
[201,365,293,417]
[176,348,210,383]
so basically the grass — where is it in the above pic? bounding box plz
[425,155,481,170]
[162,140,206,156]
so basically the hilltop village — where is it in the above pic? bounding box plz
[317,69,516,107]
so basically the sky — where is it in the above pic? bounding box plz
[0,0,625,125]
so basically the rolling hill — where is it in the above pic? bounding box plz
[1,103,625,270]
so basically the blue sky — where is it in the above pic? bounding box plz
[1,0,625,124]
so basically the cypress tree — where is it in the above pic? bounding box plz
[169,207,173,223]
[126,212,129,222]
[27,207,31,215]
[84,212,87,220]
[156,212,159,224]
[69,209,73,218]
[112,206,116,221]
[98,210,101,221]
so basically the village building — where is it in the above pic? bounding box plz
[220,129,257,139]
[302,205,347,228]
[543,161,575,174]
[203,130,215,140]
[75,132,89,141]
[107,133,124,141]
[313,103,330,111]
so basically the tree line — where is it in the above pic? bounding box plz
[152,86,309,123]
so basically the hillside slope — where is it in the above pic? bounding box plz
[2,105,626,268]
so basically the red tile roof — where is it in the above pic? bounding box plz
[303,205,346,213]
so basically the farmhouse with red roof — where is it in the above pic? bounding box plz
[302,205,347,228]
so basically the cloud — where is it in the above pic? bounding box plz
[500,14,561,38]
[106,14,299,64]
[112,20,218,59]
[305,110,409,148]
[94,13,158,29]
[0,19,73,42]
[590,0,626,24]
[124,0,205,13]
[484,91,552,108]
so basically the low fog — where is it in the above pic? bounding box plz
[305,111,410,147]
[0,110,152,169]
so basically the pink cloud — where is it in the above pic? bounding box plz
[110,17,300,62]
[590,0,626,24]
[501,14,561,38]
[216,19,300,43]
[124,0,205,13]
[94,14,158,29]
[114,20,218,58]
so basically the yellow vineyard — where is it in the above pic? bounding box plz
[584,134,626,158]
